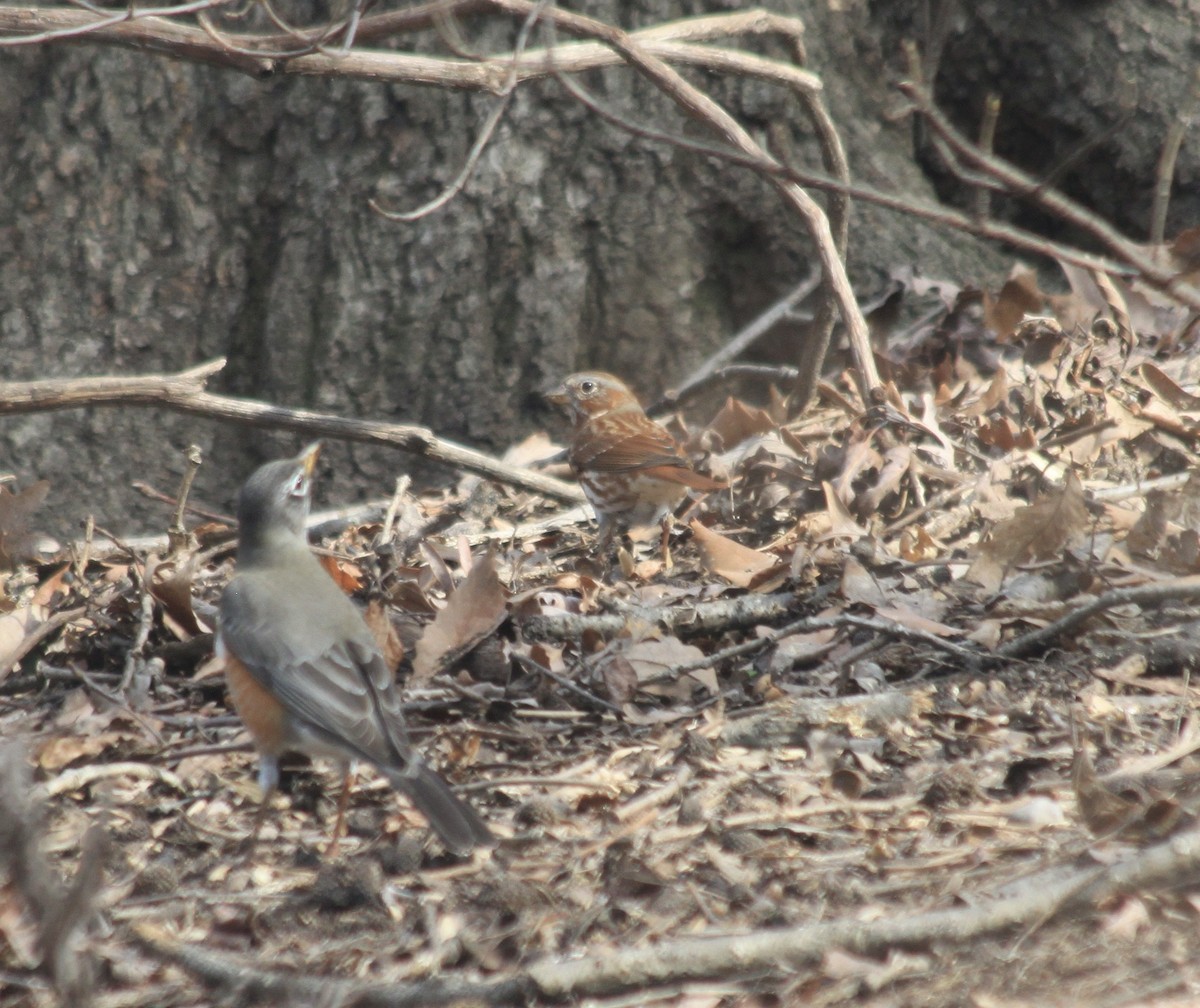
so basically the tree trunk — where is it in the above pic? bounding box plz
[1,0,1028,533]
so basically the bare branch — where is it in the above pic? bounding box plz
[0,359,585,504]
[485,0,878,403]
[897,49,1200,307]
[521,592,797,642]
[2,5,1177,312]
[999,574,1200,660]
[652,273,822,414]
[1149,66,1200,247]
[372,0,547,222]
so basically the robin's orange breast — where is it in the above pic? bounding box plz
[224,653,289,758]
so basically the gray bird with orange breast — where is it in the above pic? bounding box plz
[217,443,492,855]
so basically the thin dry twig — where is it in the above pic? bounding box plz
[167,444,203,555]
[0,606,88,682]
[651,273,821,415]
[635,610,979,688]
[1149,66,1200,247]
[370,0,548,222]
[974,92,1001,221]
[999,574,1200,659]
[0,5,1172,304]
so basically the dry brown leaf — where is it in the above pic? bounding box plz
[36,732,124,772]
[0,604,42,666]
[705,397,777,450]
[689,520,780,589]
[601,654,638,706]
[1140,361,1200,411]
[840,557,889,607]
[412,550,507,685]
[966,471,1089,592]
[1071,729,1143,839]
[831,438,884,504]
[984,265,1045,338]
[363,599,405,674]
[0,480,50,570]
[1125,475,1200,573]
[147,554,209,638]
[875,605,958,637]
[1052,260,1109,334]
[619,638,710,691]
[30,566,71,609]
[899,526,939,562]
[855,444,912,516]
[386,576,437,616]
[502,431,561,466]
[0,881,39,968]
[821,482,869,540]
[1101,897,1151,939]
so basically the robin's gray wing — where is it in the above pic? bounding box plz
[219,567,490,852]
[219,570,412,769]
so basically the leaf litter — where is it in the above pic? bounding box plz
[4,262,1200,1005]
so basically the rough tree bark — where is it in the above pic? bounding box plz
[876,0,1200,243]
[9,0,1161,535]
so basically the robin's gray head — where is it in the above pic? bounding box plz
[235,443,321,558]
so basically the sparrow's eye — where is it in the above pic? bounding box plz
[287,473,308,498]
[579,380,597,395]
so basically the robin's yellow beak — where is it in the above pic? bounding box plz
[299,441,322,476]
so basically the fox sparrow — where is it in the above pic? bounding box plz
[546,371,726,560]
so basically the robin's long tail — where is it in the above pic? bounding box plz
[385,762,494,855]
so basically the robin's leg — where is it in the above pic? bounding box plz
[325,762,354,858]
[659,515,673,570]
[243,754,281,854]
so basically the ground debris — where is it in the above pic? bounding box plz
[5,266,1200,1005]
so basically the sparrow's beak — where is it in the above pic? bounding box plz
[544,385,570,408]
[298,441,322,476]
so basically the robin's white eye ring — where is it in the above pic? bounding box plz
[288,474,307,497]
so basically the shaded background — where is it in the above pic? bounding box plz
[1,0,1193,533]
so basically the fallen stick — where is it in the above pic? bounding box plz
[0,359,584,504]
[999,574,1200,659]
[521,591,798,641]
[131,825,1200,1003]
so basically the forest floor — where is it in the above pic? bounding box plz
[4,263,1200,1007]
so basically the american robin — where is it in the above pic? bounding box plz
[217,443,493,855]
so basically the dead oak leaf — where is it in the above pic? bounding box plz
[966,471,1089,592]
[689,520,781,589]
[146,554,210,638]
[625,636,716,698]
[412,550,507,685]
[704,397,777,451]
